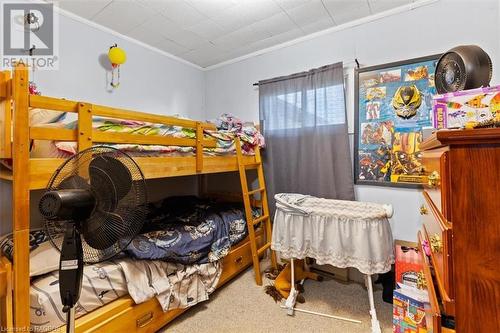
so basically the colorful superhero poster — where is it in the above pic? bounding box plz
[358,147,391,182]
[355,54,440,188]
[380,69,401,83]
[390,131,425,184]
[366,86,386,100]
[404,65,429,81]
[366,101,381,120]
[360,121,393,145]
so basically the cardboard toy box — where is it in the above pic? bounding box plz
[393,284,433,333]
[432,85,500,129]
[395,242,422,288]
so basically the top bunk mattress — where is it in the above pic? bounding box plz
[50,113,264,157]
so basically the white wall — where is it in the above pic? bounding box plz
[0,9,205,235]
[204,0,500,241]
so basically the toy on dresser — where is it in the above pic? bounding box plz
[432,85,500,129]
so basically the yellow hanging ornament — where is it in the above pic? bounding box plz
[108,44,126,88]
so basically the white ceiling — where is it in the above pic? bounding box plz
[55,0,418,68]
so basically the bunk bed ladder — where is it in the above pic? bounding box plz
[235,139,277,285]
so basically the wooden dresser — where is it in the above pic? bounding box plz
[418,128,500,333]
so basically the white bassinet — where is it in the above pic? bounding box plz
[271,193,395,333]
[272,193,395,275]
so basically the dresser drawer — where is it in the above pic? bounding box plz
[422,147,451,220]
[417,231,441,333]
[420,193,454,316]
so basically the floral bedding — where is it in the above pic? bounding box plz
[54,113,265,156]
[125,196,257,265]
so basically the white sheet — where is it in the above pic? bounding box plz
[118,258,221,312]
[271,193,395,275]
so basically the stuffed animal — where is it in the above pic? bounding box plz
[265,259,323,303]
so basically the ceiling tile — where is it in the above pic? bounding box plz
[92,0,156,34]
[300,16,335,34]
[127,24,163,46]
[226,27,304,59]
[368,0,412,13]
[240,0,282,22]
[211,3,256,33]
[323,0,371,25]
[265,27,304,44]
[248,12,299,37]
[160,0,207,28]
[212,26,262,50]
[135,0,171,12]
[185,19,225,40]
[168,29,206,50]
[285,0,332,27]
[57,0,112,20]
[155,37,190,55]
[139,14,204,50]
[274,0,313,11]
[139,13,180,34]
[246,21,274,40]
[182,43,228,66]
[186,0,238,19]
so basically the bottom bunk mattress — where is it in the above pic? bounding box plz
[30,258,222,331]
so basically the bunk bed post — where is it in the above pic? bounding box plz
[11,63,31,329]
[0,257,13,330]
[78,102,93,151]
[198,174,207,198]
[195,122,203,172]
[0,71,12,158]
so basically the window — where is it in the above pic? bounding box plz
[263,84,346,131]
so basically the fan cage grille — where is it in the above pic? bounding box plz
[44,146,147,263]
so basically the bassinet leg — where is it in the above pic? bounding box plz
[284,258,298,316]
[365,274,381,333]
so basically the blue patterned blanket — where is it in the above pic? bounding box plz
[125,196,254,265]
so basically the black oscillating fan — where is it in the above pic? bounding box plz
[38,146,147,333]
[435,45,492,94]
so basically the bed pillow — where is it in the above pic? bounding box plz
[0,228,60,277]
[30,108,66,125]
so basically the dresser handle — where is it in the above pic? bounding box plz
[419,205,428,215]
[430,234,443,253]
[235,256,243,264]
[427,171,440,188]
[137,311,154,328]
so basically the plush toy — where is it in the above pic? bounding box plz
[265,259,323,303]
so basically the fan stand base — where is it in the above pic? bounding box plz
[66,307,75,333]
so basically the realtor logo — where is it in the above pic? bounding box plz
[1,2,59,69]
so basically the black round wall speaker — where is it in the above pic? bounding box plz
[435,45,492,94]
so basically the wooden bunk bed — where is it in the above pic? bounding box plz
[0,63,277,332]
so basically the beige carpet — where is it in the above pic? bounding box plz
[160,261,393,333]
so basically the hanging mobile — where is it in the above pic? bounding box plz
[108,44,127,88]
[28,45,41,95]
